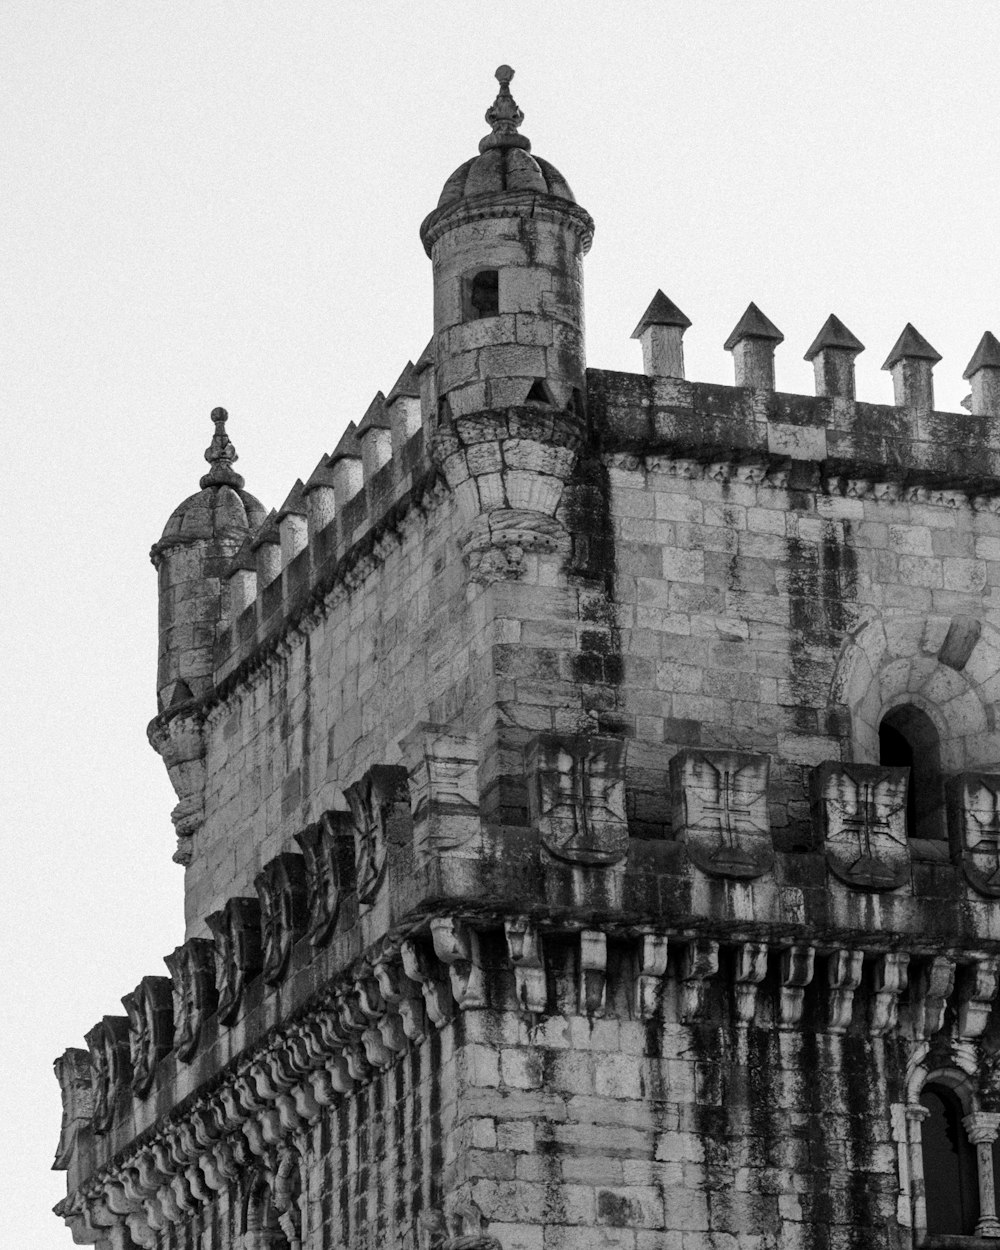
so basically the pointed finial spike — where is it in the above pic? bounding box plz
[881,323,941,371]
[200,406,244,489]
[963,331,1000,380]
[631,290,691,339]
[803,314,865,362]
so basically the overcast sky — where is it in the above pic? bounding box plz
[5,2,1000,1243]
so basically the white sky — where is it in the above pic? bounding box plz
[4,2,999,1243]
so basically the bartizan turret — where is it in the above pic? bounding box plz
[420,66,595,580]
[148,408,265,863]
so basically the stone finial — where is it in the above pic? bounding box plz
[357,392,392,480]
[963,331,1000,416]
[413,338,437,426]
[479,65,529,154]
[804,314,865,400]
[631,290,691,380]
[881,323,941,410]
[200,407,245,489]
[328,421,364,505]
[276,480,308,566]
[724,302,784,390]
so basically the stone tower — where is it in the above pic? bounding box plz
[53,68,1000,1250]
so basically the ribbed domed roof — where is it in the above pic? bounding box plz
[435,66,577,209]
[152,409,265,560]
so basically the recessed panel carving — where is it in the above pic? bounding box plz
[813,762,909,891]
[669,748,773,879]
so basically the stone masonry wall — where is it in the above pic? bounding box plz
[188,491,487,936]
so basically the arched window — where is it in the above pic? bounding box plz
[920,1083,979,1235]
[878,704,944,840]
[465,269,499,320]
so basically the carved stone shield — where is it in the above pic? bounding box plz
[401,726,482,861]
[163,937,217,1062]
[84,1016,131,1134]
[669,749,773,879]
[948,772,1000,897]
[206,897,262,1025]
[813,762,910,891]
[526,735,627,867]
[121,976,173,1097]
[345,765,410,906]
[295,811,356,946]
[255,852,308,984]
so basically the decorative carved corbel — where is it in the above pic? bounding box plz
[913,955,956,1040]
[959,956,1000,1040]
[681,939,719,1024]
[734,942,769,1025]
[207,897,263,1026]
[255,852,308,985]
[373,948,427,1041]
[635,934,669,1020]
[164,936,217,1062]
[84,1016,131,1135]
[779,945,815,1029]
[827,949,864,1033]
[294,811,356,946]
[345,764,410,907]
[53,1048,94,1169]
[579,929,607,1016]
[147,710,207,866]
[504,917,547,1014]
[122,976,174,1097]
[431,917,487,1009]
[401,937,453,1027]
[870,952,909,1035]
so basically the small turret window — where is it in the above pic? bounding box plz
[465,269,499,320]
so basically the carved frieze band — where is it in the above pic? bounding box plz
[56,917,1000,1247]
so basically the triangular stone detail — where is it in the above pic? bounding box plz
[724,302,784,351]
[963,331,1000,379]
[387,361,420,404]
[357,391,390,435]
[276,479,307,520]
[226,535,257,573]
[250,509,280,550]
[630,290,691,338]
[881,323,941,370]
[413,338,436,375]
[329,421,361,465]
[803,314,865,362]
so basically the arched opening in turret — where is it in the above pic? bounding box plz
[525,378,555,406]
[878,704,944,840]
[465,269,499,320]
[919,1083,978,1235]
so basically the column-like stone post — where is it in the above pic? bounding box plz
[964,331,1000,417]
[329,422,364,506]
[250,511,281,589]
[225,539,257,617]
[387,361,422,454]
[303,453,336,540]
[882,323,941,410]
[724,302,784,390]
[906,1102,931,1238]
[630,289,691,379]
[804,313,865,400]
[963,1111,1000,1237]
[357,391,392,481]
[413,338,436,428]
[276,481,308,567]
